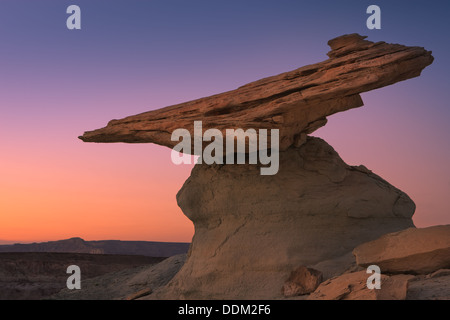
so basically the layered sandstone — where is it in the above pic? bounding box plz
[308,271,414,300]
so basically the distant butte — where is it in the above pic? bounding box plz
[79,33,433,152]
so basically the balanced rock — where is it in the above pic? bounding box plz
[353,225,450,274]
[79,34,434,299]
[79,34,433,153]
[152,137,415,299]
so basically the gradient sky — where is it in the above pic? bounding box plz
[1,0,449,243]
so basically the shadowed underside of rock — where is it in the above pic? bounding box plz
[79,34,433,152]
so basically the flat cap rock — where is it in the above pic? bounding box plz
[79,33,433,153]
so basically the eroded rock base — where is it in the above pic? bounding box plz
[154,137,415,299]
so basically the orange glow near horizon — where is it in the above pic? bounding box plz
[2,87,450,243]
[0,142,195,243]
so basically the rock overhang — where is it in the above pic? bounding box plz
[78,33,433,154]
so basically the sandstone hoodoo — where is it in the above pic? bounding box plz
[155,137,416,299]
[79,34,433,299]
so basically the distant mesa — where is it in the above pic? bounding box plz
[0,239,16,245]
[0,237,190,258]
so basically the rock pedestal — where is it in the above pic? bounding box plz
[154,138,415,299]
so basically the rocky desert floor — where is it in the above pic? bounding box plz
[2,224,449,300]
[54,226,450,300]
[0,252,165,300]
